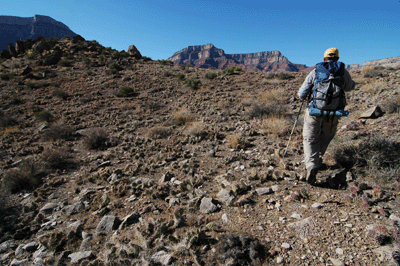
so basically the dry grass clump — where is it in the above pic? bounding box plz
[147,126,172,139]
[362,66,387,78]
[359,81,387,94]
[382,95,400,114]
[42,124,75,141]
[261,88,287,104]
[184,122,207,137]
[1,157,43,193]
[246,102,287,119]
[258,115,291,136]
[226,133,247,150]
[333,135,400,182]
[82,128,110,150]
[173,108,193,126]
[41,147,76,170]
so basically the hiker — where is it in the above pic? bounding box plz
[298,48,355,184]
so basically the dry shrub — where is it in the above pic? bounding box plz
[258,115,291,136]
[261,88,287,104]
[147,126,172,139]
[226,133,247,150]
[42,124,75,141]
[184,122,207,137]
[41,147,76,170]
[1,157,43,193]
[360,81,387,94]
[173,108,193,126]
[333,135,400,182]
[83,128,110,150]
[246,102,287,119]
[382,95,400,114]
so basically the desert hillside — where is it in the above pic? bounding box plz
[1,36,400,265]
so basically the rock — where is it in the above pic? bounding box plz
[119,212,140,230]
[271,185,281,192]
[21,65,32,76]
[10,258,29,266]
[128,44,142,59]
[200,197,218,214]
[256,187,273,195]
[39,202,59,215]
[390,214,400,222]
[217,189,235,206]
[359,106,384,119]
[335,248,344,255]
[23,241,38,252]
[1,49,11,59]
[43,52,61,66]
[62,201,86,215]
[276,256,285,264]
[0,240,16,253]
[80,232,94,251]
[68,251,94,264]
[96,215,121,234]
[222,213,231,223]
[287,216,317,239]
[329,258,345,266]
[7,43,17,57]
[15,41,25,54]
[72,35,85,43]
[160,171,174,183]
[151,250,173,265]
[312,203,324,209]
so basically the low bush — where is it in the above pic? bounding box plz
[226,133,247,150]
[0,73,15,81]
[185,78,201,90]
[223,66,241,74]
[176,73,185,80]
[35,110,54,122]
[158,60,174,66]
[1,158,43,193]
[173,108,193,126]
[262,88,287,104]
[205,72,218,79]
[53,88,69,100]
[41,147,76,170]
[42,124,75,141]
[26,81,49,89]
[57,59,71,67]
[147,126,172,139]
[117,86,138,97]
[382,95,400,114]
[333,136,400,181]
[83,128,110,150]
[259,115,291,136]
[246,102,287,119]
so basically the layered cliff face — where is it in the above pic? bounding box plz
[0,15,77,51]
[168,44,307,72]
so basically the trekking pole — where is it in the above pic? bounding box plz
[283,100,304,157]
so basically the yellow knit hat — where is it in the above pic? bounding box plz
[324,48,339,58]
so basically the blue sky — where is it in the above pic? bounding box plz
[3,0,400,66]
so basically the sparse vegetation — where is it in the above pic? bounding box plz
[117,86,137,97]
[205,72,218,79]
[42,124,75,141]
[41,147,76,170]
[1,158,43,193]
[176,73,185,80]
[83,128,110,150]
[53,88,69,100]
[147,126,172,139]
[185,77,201,90]
[173,108,193,126]
[34,110,54,122]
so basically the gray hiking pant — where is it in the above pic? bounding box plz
[303,109,339,170]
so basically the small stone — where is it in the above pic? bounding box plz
[256,187,273,195]
[291,213,302,220]
[222,213,230,223]
[276,256,284,264]
[271,185,281,192]
[281,243,291,250]
[68,251,94,264]
[336,248,344,255]
[200,197,218,214]
[329,258,345,266]
[312,203,324,209]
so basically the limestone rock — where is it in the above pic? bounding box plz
[200,197,218,214]
[359,106,384,119]
[128,44,142,59]
[96,216,121,234]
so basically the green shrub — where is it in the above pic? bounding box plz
[35,110,54,122]
[53,88,69,100]
[158,60,174,66]
[205,72,218,79]
[185,78,201,90]
[223,66,236,74]
[108,61,122,71]
[176,73,185,80]
[26,81,49,89]
[57,59,71,67]
[0,73,15,81]
[117,86,137,97]
[83,57,91,65]
[276,71,293,80]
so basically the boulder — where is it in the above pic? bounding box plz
[15,41,25,54]
[128,44,142,59]
[359,106,384,119]
[96,215,121,234]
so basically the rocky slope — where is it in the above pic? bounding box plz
[0,15,77,51]
[168,43,307,72]
[1,37,400,265]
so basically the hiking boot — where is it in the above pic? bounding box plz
[306,169,318,184]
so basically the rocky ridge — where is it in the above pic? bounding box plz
[168,43,307,72]
[0,15,77,51]
[0,37,400,265]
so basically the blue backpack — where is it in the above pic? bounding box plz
[310,61,346,114]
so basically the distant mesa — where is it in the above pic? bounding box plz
[167,43,308,72]
[0,14,78,51]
